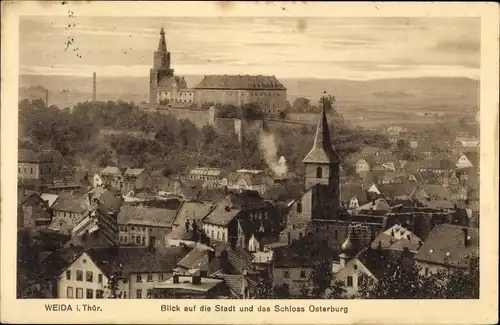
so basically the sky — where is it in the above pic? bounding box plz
[19,16,480,80]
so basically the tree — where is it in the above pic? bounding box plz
[252,279,275,299]
[308,259,334,298]
[319,93,336,113]
[292,97,310,112]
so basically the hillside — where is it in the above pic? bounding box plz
[19,74,479,115]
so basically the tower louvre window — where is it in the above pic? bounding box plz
[316,166,323,179]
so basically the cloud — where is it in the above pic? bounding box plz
[434,39,480,54]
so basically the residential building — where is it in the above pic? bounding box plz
[122,168,153,194]
[18,149,56,184]
[100,166,123,190]
[202,206,240,244]
[228,170,274,195]
[152,273,233,298]
[49,192,89,235]
[18,190,52,229]
[414,224,478,276]
[117,204,177,247]
[455,153,480,169]
[187,167,227,188]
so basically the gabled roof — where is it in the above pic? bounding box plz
[302,102,339,164]
[177,247,210,271]
[87,246,187,278]
[194,75,286,90]
[89,187,123,213]
[189,167,224,177]
[51,192,88,214]
[172,200,214,226]
[101,166,122,176]
[41,246,86,278]
[40,193,59,208]
[462,153,480,167]
[124,168,145,177]
[340,183,368,203]
[414,224,478,268]
[203,208,241,227]
[118,204,177,227]
[357,198,391,212]
[18,149,54,163]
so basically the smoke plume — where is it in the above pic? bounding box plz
[259,131,288,177]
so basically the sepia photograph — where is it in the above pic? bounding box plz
[2,1,498,324]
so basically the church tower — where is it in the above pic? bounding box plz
[302,96,340,218]
[150,27,174,105]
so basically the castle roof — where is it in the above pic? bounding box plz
[194,75,286,90]
[302,100,339,164]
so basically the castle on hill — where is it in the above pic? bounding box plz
[148,28,288,117]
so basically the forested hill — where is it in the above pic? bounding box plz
[18,99,391,176]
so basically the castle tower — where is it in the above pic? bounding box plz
[302,95,340,218]
[150,27,174,105]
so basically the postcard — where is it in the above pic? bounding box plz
[1,1,498,324]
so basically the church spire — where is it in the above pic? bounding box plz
[157,27,167,53]
[302,93,339,164]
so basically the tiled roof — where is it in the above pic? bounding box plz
[172,200,214,226]
[226,246,256,274]
[40,193,58,208]
[357,198,391,212]
[87,246,187,277]
[219,274,246,296]
[273,233,333,268]
[463,153,480,167]
[41,246,85,278]
[18,149,54,163]
[51,192,88,214]
[371,225,422,252]
[340,183,368,203]
[189,167,223,177]
[203,208,240,226]
[124,168,145,177]
[118,205,176,227]
[177,247,210,270]
[194,75,286,90]
[101,166,122,175]
[89,187,123,213]
[65,229,116,249]
[414,224,478,268]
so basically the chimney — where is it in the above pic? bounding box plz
[220,249,230,272]
[172,274,179,284]
[208,246,216,262]
[92,72,97,101]
[45,89,49,106]
[192,275,201,285]
[287,232,291,245]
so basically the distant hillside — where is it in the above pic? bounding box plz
[19,74,478,114]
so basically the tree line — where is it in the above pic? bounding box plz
[18,98,390,177]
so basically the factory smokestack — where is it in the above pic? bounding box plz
[92,72,96,101]
[45,89,49,107]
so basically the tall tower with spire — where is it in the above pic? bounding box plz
[150,27,174,105]
[302,94,340,219]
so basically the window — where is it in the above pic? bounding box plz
[425,267,429,276]
[66,270,71,280]
[300,270,306,278]
[334,229,338,239]
[98,274,103,284]
[353,264,358,270]
[222,233,226,241]
[136,274,142,282]
[283,270,290,278]
[136,236,141,244]
[136,289,142,299]
[18,167,20,173]
[211,230,214,238]
[316,166,323,179]
[86,271,93,282]
[296,201,302,213]
[76,270,83,281]
[159,273,164,281]
[30,168,34,174]
[217,231,220,240]
[147,274,153,282]
[86,289,93,299]
[346,276,353,287]
[76,288,83,299]
[66,287,74,298]
[96,290,104,299]
[142,237,146,245]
